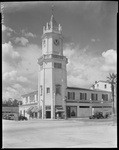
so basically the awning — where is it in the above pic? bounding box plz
[31,106,40,113]
[26,106,34,113]
[55,107,65,113]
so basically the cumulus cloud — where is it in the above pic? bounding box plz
[91,38,100,42]
[2,43,41,100]
[25,32,36,38]
[2,41,22,67]
[21,29,36,38]
[2,24,14,32]
[91,39,96,42]
[63,43,106,88]
[2,70,31,100]
[64,44,117,88]
[101,49,117,72]
[2,84,34,100]
[17,76,28,82]
[3,70,17,81]
[15,37,29,46]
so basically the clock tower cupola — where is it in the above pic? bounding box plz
[42,14,63,55]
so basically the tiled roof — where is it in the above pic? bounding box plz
[21,90,38,97]
[21,85,111,97]
[97,80,109,83]
[67,87,111,93]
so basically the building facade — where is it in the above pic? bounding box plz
[19,13,113,119]
[90,81,111,92]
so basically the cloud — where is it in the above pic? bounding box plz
[101,49,117,72]
[2,84,34,100]
[2,43,41,100]
[15,37,29,46]
[21,30,36,38]
[4,2,47,13]
[3,70,17,81]
[2,41,22,67]
[91,38,100,42]
[17,76,28,82]
[91,39,96,42]
[2,70,31,100]
[63,43,106,88]
[2,24,14,32]
[2,25,7,32]
[25,32,36,38]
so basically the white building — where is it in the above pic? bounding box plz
[19,12,113,119]
[90,81,111,92]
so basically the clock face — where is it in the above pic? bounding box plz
[54,39,59,46]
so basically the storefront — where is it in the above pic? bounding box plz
[55,106,65,119]
[66,106,77,118]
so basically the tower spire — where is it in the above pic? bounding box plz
[51,4,54,16]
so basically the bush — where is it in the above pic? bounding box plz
[18,115,28,121]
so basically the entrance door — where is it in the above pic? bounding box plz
[66,106,70,118]
[46,111,51,118]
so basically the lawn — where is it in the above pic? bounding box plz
[2,118,117,148]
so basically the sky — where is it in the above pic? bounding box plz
[2,1,117,100]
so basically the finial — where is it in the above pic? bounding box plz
[51,4,54,16]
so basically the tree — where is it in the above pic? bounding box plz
[107,73,117,114]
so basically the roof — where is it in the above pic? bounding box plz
[2,107,19,113]
[67,87,111,93]
[21,85,111,98]
[21,90,38,97]
[96,80,110,84]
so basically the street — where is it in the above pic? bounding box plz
[2,118,117,148]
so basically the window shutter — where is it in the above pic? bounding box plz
[80,93,82,100]
[85,93,87,100]
[73,92,75,100]
[68,92,70,99]
[106,94,108,101]
[91,94,93,100]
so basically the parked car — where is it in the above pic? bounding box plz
[89,112,104,119]
[18,115,28,121]
[104,112,110,119]
[3,114,8,120]
[8,114,15,120]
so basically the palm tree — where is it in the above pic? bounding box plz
[107,73,117,115]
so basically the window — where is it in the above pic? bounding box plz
[40,63,43,70]
[104,84,107,89]
[24,110,25,116]
[54,62,62,69]
[91,93,98,101]
[56,85,61,95]
[34,94,36,101]
[97,84,99,87]
[20,110,22,115]
[46,87,50,93]
[92,106,102,108]
[80,93,87,100]
[67,92,75,100]
[29,95,35,102]
[28,96,30,103]
[40,85,43,96]
[70,106,77,117]
[102,94,108,101]
[79,106,89,108]
[26,97,28,103]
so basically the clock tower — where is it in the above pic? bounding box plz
[38,14,68,119]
